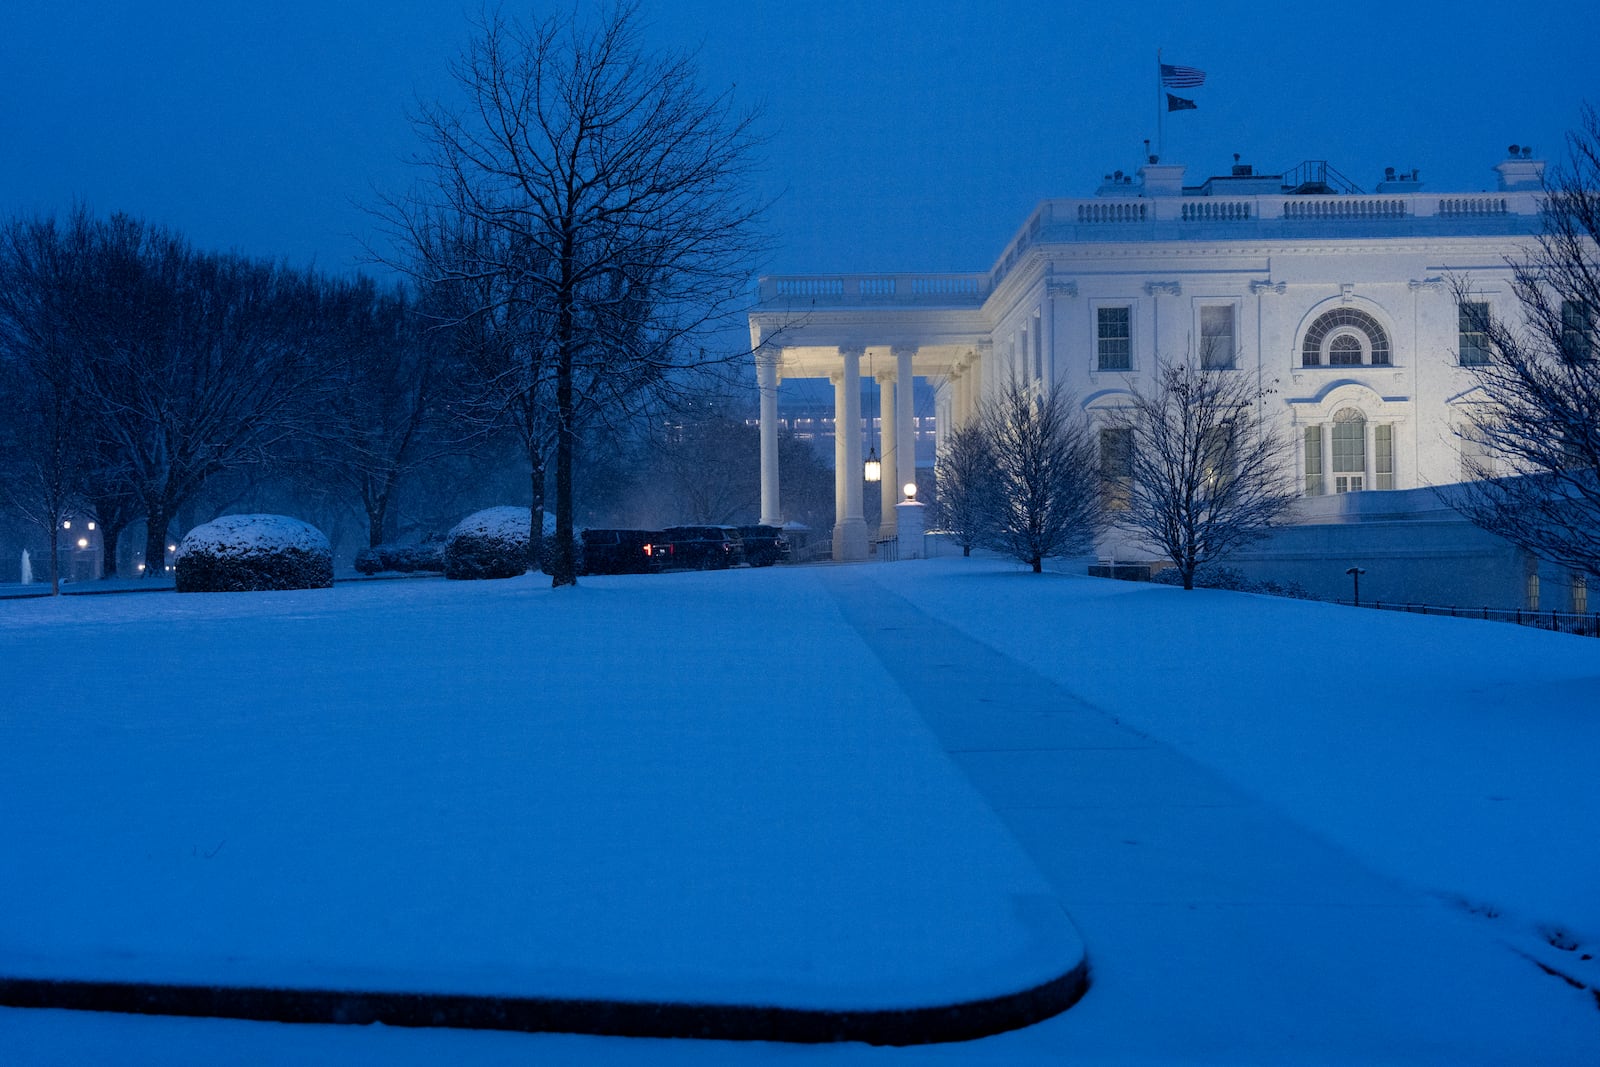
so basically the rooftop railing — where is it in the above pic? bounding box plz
[757,189,1544,308]
[761,272,989,306]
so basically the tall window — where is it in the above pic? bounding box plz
[1199,425,1235,492]
[1331,410,1366,492]
[1200,305,1235,369]
[1561,300,1592,362]
[1100,427,1133,510]
[1302,307,1391,367]
[1458,301,1492,365]
[1374,423,1394,490]
[1459,419,1493,480]
[1572,572,1588,614]
[1304,426,1323,495]
[1097,306,1131,371]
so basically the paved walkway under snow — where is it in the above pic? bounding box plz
[820,567,1595,1064]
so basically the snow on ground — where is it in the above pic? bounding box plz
[3,556,1599,1064]
[0,569,1079,1009]
[858,558,1600,953]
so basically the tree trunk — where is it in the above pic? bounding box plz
[1032,556,1043,574]
[963,544,971,557]
[49,522,61,596]
[143,503,171,580]
[98,521,124,579]
[553,357,576,586]
[528,459,546,575]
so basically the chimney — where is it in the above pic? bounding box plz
[1139,161,1186,197]
[1495,144,1545,191]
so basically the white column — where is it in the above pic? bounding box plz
[831,370,848,528]
[877,366,897,538]
[953,362,970,427]
[832,348,868,561]
[966,347,979,422]
[895,345,916,501]
[757,350,781,527]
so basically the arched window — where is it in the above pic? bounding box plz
[1302,308,1392,367]
[1331,409,1366,492]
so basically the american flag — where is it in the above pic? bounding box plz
[1160,63,1206,88]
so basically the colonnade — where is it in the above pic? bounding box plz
[756,345,926,562]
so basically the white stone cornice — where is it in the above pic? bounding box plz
[1144,281,1181,296]
[1249,280,1287,295]
[1047,279,1079,297]
[1408,276,1447,292]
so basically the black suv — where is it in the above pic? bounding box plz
[734,525,789,567]
[579,529,662,575]
[651,526,737,570]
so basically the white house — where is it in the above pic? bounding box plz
[749,148,1579,607]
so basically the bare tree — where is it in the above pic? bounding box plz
[0,217,86,593]
[1119,358,1299,589]
[642,404,760,526]
[931,419,998,556]
[60,212,331,576]
[416,218,558,568]
[320,278,447,548]
[978,378,1102,573]
[1453,105,1600,578]
[386,2,766,586]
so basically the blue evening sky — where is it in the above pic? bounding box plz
[4,1,1595,285]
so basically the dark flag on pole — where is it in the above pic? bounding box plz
[1166,93,1198,112]
[1160,63,1206,88]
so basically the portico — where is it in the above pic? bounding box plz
[749,292,987,559]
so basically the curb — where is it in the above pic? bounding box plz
[0,961,1088,1046]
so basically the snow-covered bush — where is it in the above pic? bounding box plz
[175,515,333,593]
[352,542,445,575]
[443,506,534,580]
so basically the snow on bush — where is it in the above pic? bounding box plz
[443,506,535,580]
[174,514,333,593]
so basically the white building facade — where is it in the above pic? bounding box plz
[749,150,1550,570]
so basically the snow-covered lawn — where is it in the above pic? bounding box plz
[2,557,1597,1063]
[0,569,1079,1012]
[858,560,1600,958]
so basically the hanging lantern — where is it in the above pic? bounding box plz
[863,445,882,483]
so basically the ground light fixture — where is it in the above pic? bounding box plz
[1346,566,1367,607]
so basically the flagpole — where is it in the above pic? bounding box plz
[1156,48,1164,161]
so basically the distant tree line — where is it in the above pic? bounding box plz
[0,206,793,590]
[0,3,778,591]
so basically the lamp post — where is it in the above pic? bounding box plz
[1346,566,1366,607]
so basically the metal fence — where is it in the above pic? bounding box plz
[1337,599,1600,638]
[872,537,899,563]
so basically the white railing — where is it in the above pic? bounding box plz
[761,273,988,306]
[1282,197,1408,219]
[1438,197,1510,217]
[762,190,1542,307]
[1182,200,1253,221]
[1077,202,1149,223]
[773,278,843,298]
